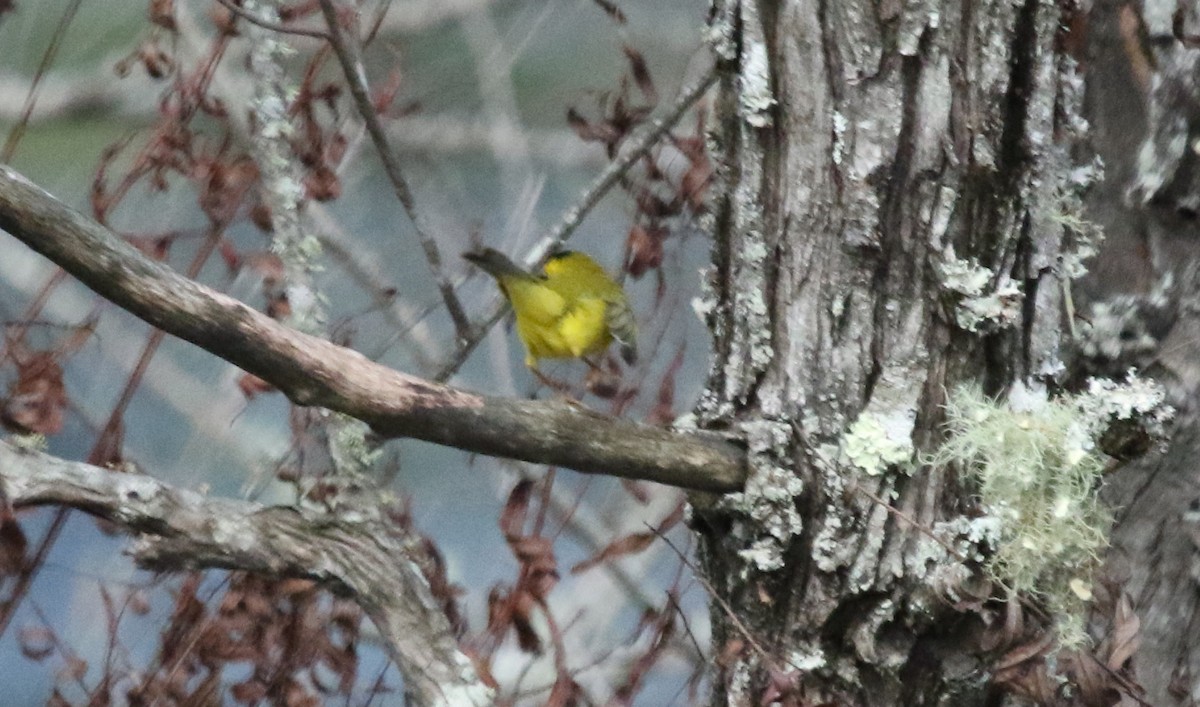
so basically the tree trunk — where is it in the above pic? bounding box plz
[695,0,1090,703]
[1082,1,1200,705]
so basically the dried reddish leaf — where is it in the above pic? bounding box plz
[267,293,291,320]
[716,638,746,668]
[2,352,66,435]
[545,673,581,707]
[509,535,555,568]
[612,602,675,703]
[486,587,509,633]
[128,589,152,616]
[571,532,655,574]
[199,157,258,222]
[590,0,625,24]
[277,577,318,597]
[231,248,283,280]
[658,500,685,533]
[231,679,267,703]
[1068,652,1115,705]
[149,0,176,31]
[626,223,666,277]
[511,590,542,654]
[238,373,276,399]
[18,625,54,661]
[250,202,274,232]
[585,365,621,398]
[0,506,26,575]
[372,68,405,115]
[634,187,680,218]
[138,42,174,79]
[621,478,652,503]
[680,154,713,212]
[210,2,238,34]
[128,234,174,261]
[992,630,1054,672]
[648,348,685,425]
[305,163,341,202]
[218,239,242,271]
[623,46,658,104]
[500,479,535,538]
[60,656,87,682]
[1107,593,1141,670]
[566,107,619,145]
[529,567,560,600]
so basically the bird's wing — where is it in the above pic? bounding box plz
[604,296,638,364]
[503,278,567,324]
[557,297,609,358]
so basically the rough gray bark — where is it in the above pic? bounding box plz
[1084,1,1200,705]
[694,0,1090,703]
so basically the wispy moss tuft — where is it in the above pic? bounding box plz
[928,379,1167,647]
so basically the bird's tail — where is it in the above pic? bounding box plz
[463,248,538,281]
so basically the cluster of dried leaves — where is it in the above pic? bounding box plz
[984,584,1147,705]
[13,572,377,706]
[565,36,712,285]
[463,477,697,706]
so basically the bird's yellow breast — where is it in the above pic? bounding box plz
[466,248,634,368]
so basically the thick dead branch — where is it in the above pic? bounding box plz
[0,165,745,492]
[0,440,491,707]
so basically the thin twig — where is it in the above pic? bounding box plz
[852,483,968,563]
[0,0,84,162]
[434,63,720,381]
[214,0,330,39]
[316,0,473,341]
[652,527,788,672]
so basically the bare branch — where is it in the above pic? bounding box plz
[0,165,746,492]
[0,440,492,707]
[316,0,473,341]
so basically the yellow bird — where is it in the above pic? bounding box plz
[464,248,637,370]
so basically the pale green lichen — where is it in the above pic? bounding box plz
[720,420,803,574]
[8,432,47,453]
[936,248,1022,332]
[1051,159,1105,280]
[928,378,1171,647]
[786,644,827,672]
[329,412,383,477]
[843,411,915,476]
[735,1,775,129]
